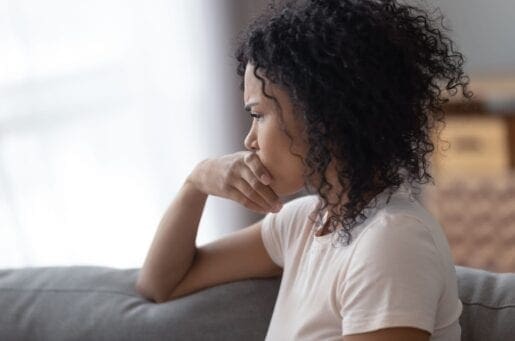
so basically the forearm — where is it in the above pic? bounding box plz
[136,178,208,302]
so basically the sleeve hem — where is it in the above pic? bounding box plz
[341,313,434,336]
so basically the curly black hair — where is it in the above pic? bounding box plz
[234,0,473,247]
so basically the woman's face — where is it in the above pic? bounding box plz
[243,63,309,197]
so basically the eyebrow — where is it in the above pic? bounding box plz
[244,102,259,112]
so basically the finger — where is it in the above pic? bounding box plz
[235,176,278,212]
[241,166,282,209]
[228,185,269,214]
[242,154,281,206]
[243,152,274,186]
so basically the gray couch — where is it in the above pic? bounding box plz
[0,265,513,340]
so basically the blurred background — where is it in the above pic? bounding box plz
[0,0,514,272]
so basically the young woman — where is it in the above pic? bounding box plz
[136,0,472,340]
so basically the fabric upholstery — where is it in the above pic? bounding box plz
[0,266,278,340]
[456,265,515,341]
[0,265,513,340]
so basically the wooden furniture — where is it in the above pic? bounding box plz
[421,73,515,273]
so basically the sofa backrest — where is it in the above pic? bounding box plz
[0,265,513,340]
[455,265,515,341]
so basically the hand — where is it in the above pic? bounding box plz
[186,151,283,214]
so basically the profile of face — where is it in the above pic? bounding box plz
[243,63,309,197]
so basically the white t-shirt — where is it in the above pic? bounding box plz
[261,182,462,340]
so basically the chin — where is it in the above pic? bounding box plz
[271,181,305,198]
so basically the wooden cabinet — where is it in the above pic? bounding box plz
[431,115,511,175]
[421,74,515,273]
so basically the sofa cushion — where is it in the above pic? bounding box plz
[456,265,515,341]
[0,266,280,341]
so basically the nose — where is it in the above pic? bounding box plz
[244,125,258,151]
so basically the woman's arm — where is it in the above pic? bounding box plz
[135,152,280,303]
[135,162,208,303]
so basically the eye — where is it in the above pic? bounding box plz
[250,112,262,121]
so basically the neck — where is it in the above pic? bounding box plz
[310,159,384,234]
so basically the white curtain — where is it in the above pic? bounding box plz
[0,0,249,269]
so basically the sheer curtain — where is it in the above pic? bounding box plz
[0,0,252,269]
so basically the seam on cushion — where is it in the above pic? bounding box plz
[0,287,140,298]
[461,302,515,310]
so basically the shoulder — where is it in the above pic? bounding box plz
[260,194,319,262]
[339,212,447,336]
[262,194,318,232]
[267,194,319,222]
[345,211,446,287]
[357,184,440,252]
[356,211,440,259]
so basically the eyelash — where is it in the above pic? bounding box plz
[249,113,262,121]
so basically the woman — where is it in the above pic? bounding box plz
[136,0,472,340]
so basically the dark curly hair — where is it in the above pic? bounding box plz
[234,0,473,246]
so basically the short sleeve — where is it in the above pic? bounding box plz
[261,211,284,268]
[339,213,445,336]
[260,195,318,269]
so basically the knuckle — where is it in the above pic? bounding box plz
[248,177,260,188]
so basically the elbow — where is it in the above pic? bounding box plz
[135,277,165,303]
[134,279,153,301]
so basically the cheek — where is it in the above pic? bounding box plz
[257,123,305,180]
[264,153,305,187]
[256,131,279,166]
[258,139,286,169]
[269,163,307,196]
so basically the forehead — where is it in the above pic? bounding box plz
[243,64,306,133]
[243,63,270,103]
[243,64,290,113]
